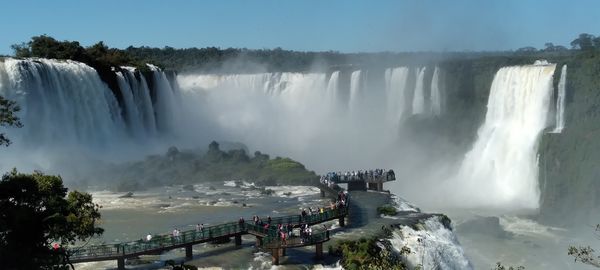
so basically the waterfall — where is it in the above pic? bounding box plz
[0,58,180,157]
[148,64,180,134]
[552,65,567,133]
[385,67,410,124]
[412,67,426,115]
[349,70,362,112]
[0,58,127,147]
[430,66,442,116]
[120,67,158,136]
[454,63,556,209]
[116,71,145,138]
[326,71,340,104]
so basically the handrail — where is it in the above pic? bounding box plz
[68,202,349,260]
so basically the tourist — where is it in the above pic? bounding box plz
[172,228,178,242]
[280,230,287,246]
[238,217,245,230]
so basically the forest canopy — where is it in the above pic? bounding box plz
[9,33,600,74]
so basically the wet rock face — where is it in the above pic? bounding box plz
[538,57,600,227]
[455,216,512,239]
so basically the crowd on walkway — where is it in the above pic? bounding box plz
[321,169,395,183]
[137,182,352,249]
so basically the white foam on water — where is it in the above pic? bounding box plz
[312,261,344,270]
[223,180,237,187]
[248,251,282,270]
[391,194,421,213]
[390,216,473,270]
[499,215,565,238]
[264,185,320,198]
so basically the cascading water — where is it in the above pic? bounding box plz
[453,63,556,209]
[120,67,158,137]
[348,70,362,112]
[326,71,340,105]
[412,67,426,115]
[385,67,410,125]
[389,216,473,270]
[148,64,181,134]
[0,58,127,147]
[430,66,442,116]
[0,58,181,174]
[116,71,145,138]
[552,65,567,133]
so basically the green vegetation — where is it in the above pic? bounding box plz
[330,231,408,270]
[0,170,103,269]
[377,204,398,216]
[493,262,525,270]
[568,224,600,268]
[11,35,152,97]
[94,141,319,191]
[537,49,600,226]
[0,96,22,146]
[12,35,149,70]
[6,32,595,76]
[260,188,275,196]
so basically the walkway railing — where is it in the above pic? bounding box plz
[68,204,348,262]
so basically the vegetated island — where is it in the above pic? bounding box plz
[89,141,319,192]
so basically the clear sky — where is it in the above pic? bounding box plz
[1,0,598,55]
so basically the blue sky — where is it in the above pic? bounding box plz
[0,0,598,55]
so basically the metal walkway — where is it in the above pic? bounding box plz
[68,184,347,268]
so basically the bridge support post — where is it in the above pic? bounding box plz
[320,189,325,197]
[316,243,323,259]
[185,245,193,260]
[235,234,242,246]
[256,236,263,247]
[272,249,280,265]
[338,216,345,227]
[377,182,383,191]
[117,257,125,270]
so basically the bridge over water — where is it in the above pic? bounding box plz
[68,184,348,269]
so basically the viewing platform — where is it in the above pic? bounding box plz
[321,169,395,192]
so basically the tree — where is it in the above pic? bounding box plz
[0,96,22,146]
[0,170,103,269]
[10,42,31,57]
[543,42,568,52]
[516,46,537,53]
[570,33,595,50]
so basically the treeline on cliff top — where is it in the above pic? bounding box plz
[8,33,600,73]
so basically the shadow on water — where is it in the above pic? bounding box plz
[278,247,340,266]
